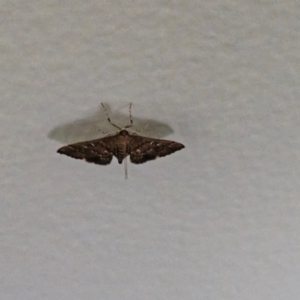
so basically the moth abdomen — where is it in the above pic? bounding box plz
[115,144,127,164]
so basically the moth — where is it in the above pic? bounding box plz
[57,103,185,178]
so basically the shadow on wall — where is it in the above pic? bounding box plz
[48,103,174,145]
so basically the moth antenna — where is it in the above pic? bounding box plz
[101,103,122,130]
[124,103,133,128]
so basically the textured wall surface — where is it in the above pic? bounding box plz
[2,1,300,299]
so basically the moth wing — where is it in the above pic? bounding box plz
[57,136,115,165]
[128,135,185,164]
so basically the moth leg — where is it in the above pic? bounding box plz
[128,123,149,135]
[98,129,109,135]
[124,156,128,179]
[92,124,108,135]
[101,103,122,130]
[124,103,133,128]
[134,123,149,133]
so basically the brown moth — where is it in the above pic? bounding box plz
[57,103,185,178]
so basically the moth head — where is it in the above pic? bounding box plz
[119,129,129,136]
